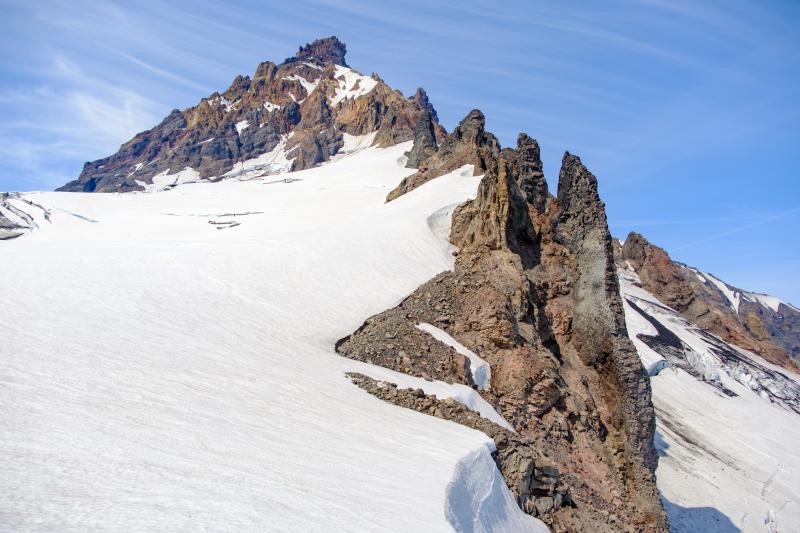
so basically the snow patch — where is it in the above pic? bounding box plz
[339,131,377,154]
[263,101,281,112]
[224,134,294,180]
[445,443,551,533]
[704,272,740,312]
[743,292,786,313]
[207,95,236,112]
[686,266,707,284]
[282,74,320,97]
[417,323,491,390]
[355,362,513,432]
[235,119,250,135]
[127,162,144,178]
[329,65,379,107]
[140,167,202,192]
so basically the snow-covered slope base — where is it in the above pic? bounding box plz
[619,266,800,532]
[0,144,543,531]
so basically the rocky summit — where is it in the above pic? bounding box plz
[58,36,445,193]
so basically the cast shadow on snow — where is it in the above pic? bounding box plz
[661,497,740,533]
[654,430,670,457]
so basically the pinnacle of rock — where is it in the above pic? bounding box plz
[452,109,487,143]
[412,87,438,121]
[507,133,548,214]
[404,110,438,168]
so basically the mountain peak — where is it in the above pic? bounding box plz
[285,36,348,67]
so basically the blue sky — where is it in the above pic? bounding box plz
[1,0,798,303]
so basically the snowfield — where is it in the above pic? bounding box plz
[0,143,548,532]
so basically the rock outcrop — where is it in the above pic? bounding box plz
[386,109,500,201]
[404,110,438,168]
[339,136,668,531]
[288,36,348,67]
[57,37,445,192]
[620,232,799,371]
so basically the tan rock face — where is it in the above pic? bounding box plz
[339,137,668,532]
[58,37,445,193]
[621,232,798,372]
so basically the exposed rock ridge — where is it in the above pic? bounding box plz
[386,109,500,202]
[58,37,445,193]
[619,232,799,371]
[338,139,667,531]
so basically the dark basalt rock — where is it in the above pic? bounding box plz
[507,133,549,213]
[404,110,438,168]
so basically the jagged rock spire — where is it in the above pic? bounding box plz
[404,110,438,168]
[58,36,438,192]
[506,133,549,214]
[412,88,438,121]
[555,152,607,242]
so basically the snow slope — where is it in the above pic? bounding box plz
[0,143,548,532]
[619,266,800,532]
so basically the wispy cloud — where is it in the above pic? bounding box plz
[671,206,800,252]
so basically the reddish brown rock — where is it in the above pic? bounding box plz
[339,138,668,532]
[58,37,445,193]
[621,232,798,372]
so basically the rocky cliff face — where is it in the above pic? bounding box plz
[338,128,667,531]
[58,37,445,192]
[619,232,799,371]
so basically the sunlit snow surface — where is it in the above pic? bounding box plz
[619,267,800,532]
[0,143,547,532]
